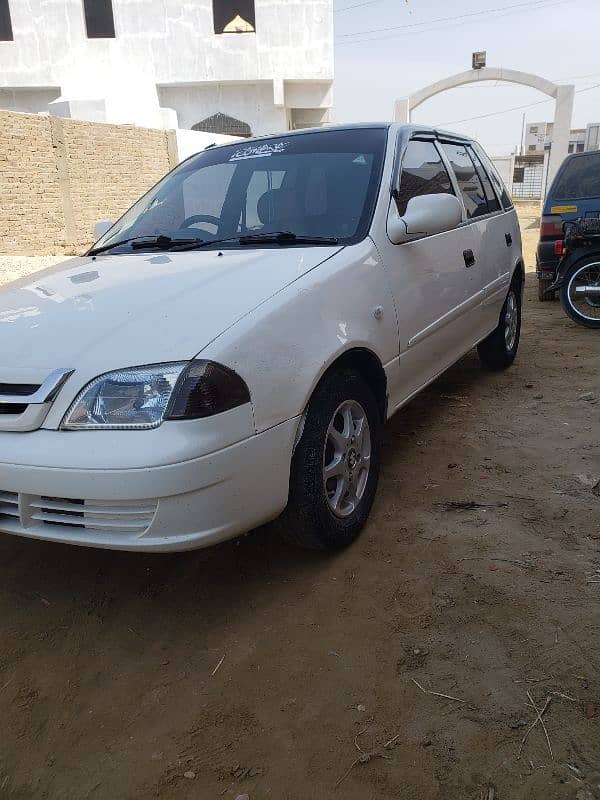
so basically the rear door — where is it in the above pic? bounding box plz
[439,140,513,340]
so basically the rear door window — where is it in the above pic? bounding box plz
[441,143,489,219]
[473,144,512,209]
[552,153,600,200]
[468,146,501,213]
[395,139,454,216]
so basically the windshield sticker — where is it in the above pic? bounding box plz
[229,141,289,161]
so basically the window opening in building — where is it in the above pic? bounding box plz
[192,113,252,138]
[0,0,13,41]
[83,0,116,38]
[213,0,255,33]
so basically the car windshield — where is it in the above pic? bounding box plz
[552,153,600,201]
[92,127,388,254]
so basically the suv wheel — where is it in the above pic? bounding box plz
[280,368,381,550]
[538,278,555,301]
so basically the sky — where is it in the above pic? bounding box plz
[332,0,600,156]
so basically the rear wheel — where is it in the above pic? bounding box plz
[538,278,555,301]
[477,280,522,370]
[560,258,600,328]
[280,369,381,550]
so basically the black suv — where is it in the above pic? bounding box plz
[537,150,600,300]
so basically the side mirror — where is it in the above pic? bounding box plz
[93,219,113,241]
[387,193,463,245]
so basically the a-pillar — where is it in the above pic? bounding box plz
[547,84,575,192]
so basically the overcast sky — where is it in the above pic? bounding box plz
[332,0,600,156]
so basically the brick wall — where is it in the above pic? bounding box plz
[0,111,66,254]
[0,110,177,255]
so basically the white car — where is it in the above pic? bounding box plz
[0,124,523,552]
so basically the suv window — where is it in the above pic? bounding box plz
[441,142,489,219]
[395,139,454,216]
[552,153,600,200]
[468,146,501,213]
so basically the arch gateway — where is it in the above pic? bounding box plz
[394,67,575,191]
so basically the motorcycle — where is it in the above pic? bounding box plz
[546,217,600,328]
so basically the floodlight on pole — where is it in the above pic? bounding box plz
[472,52,486,70]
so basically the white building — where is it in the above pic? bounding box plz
[525,121,600,155]
[0,0,333,136]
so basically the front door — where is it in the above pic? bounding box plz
[377,137,475,408]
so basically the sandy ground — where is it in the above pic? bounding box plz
[0,205,599,800]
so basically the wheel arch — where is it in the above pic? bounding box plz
[293,347,388,453]
[513,257,525,296]
[320,347,388,422]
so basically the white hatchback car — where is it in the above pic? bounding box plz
[0,124,523,552]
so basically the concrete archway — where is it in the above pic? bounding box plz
[395,67,574,188]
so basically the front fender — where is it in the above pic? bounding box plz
[198,239,399,434]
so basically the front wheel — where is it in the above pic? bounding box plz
[560,258,600,328]
[477,281,522,370]
[279,369,381,550]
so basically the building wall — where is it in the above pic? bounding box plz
[0,110,176,255]
[526,121,589,154]
[0,87,61,113]
[0,110,66,254]
[0,0,333,132]
[158,82,288,136]
[490,155,514,193]
[60,118,174,249]
[586,123,600,151]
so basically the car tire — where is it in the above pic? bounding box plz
[477,279,522,370]
[538,278,555,302]
[280,368,381,550]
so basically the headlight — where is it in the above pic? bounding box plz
[61,361,251,430]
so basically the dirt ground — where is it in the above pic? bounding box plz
[0,205,598,800]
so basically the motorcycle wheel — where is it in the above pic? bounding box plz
[560,257,600,328]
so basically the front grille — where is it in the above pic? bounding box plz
[0,383,41,396]
[0,368,73,432]
[0,492,157,536]
[0,491,19,521]
[0,404,27,415]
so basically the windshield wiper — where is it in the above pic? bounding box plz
[238,231,339,246]
[155,231,339,253]
[88,234,204,256]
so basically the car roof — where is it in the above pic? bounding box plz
[558,149,600,165]
[209,122,475,147]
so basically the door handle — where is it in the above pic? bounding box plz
[505,232,513,247]
[463,249,476,268]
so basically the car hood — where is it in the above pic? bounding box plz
[0,246,341,375]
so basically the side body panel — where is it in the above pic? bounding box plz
[369,126,522,414]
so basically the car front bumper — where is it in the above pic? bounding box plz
[0,418,298,551]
